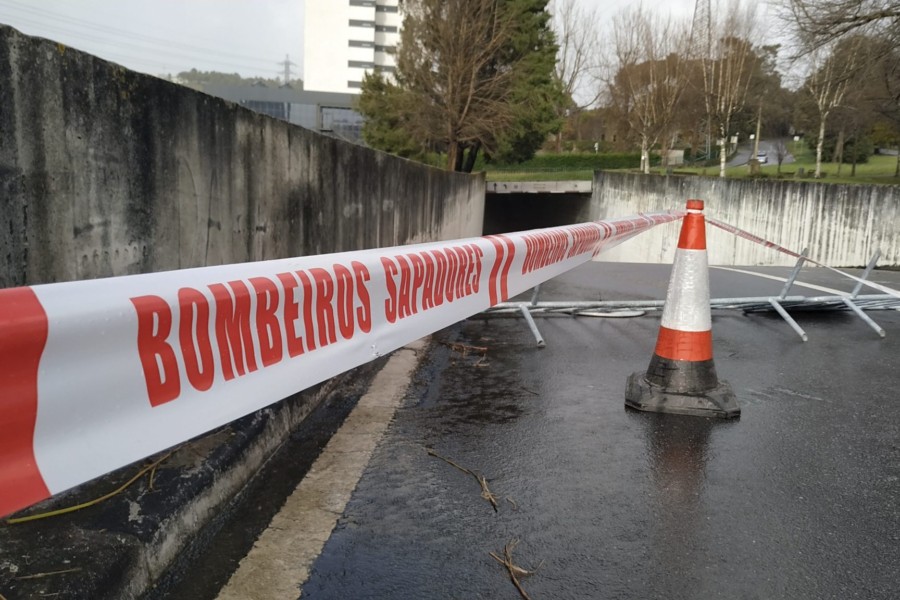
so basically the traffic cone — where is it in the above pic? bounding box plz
[625,199,740,418]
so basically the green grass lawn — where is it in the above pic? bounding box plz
[483,169,595,181]
[649,147,900,185]
[484,147,900,185]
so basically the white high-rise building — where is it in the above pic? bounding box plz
[303,0,401,94]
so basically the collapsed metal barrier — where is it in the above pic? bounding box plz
[482,250,900,347]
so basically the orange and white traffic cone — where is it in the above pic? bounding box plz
[625,199,740,418]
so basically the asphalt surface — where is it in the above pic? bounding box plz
[297,262,900,600]
[728,139,794,167]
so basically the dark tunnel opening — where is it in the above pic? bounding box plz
[482,192,592,235]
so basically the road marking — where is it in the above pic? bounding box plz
[216,338,426,600]
[710,266,849,296]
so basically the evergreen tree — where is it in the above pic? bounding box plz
[357,0,562,172]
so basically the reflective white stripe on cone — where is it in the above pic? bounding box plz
[625,199,740,419]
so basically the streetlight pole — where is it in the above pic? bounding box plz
[753,104,762,158]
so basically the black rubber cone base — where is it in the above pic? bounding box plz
[625,371,740,419]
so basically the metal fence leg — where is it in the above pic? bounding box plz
[530,284,542,306]
[519,306,546,348]
[779,247,809,299]
[842,297,886,337]
[768,298,808,342]
[851,250,881,299]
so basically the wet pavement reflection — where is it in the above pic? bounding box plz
[297,263,900,599]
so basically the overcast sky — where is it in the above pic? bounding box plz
[0,0,773,83]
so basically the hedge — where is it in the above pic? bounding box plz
[482,152,657,171]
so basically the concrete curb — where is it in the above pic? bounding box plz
[0,358,390,600]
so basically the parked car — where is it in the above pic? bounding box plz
[756,151,768,164]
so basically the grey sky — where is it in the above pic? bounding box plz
[0,0,306,80]
[0,1,775,83]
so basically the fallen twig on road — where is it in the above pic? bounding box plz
[490,540,536,600]
[13,567,82,581]
[426,449,499,512]
[442,342,489,356]
[443,342,490,367]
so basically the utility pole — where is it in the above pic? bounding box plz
[691,0,712,163]
[753,104,761,158]
[279,54,297,84]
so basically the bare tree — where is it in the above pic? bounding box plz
[608,8,690,174]
[802,39,862,178]
[696,1,759,178]
[781,0,900,54]
[774,138,789,173]
[366,0,560,171]
[396,0,518,171]
[550,0,602,151]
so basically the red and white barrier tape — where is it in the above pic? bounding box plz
[0,211,681,518]
[707,217,900,301]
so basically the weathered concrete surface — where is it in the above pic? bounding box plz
[485,180,592,194]
[0,359,387,600]
[592,171,900,266]
[216,340,426,600]
[0,23,482,600]
[0,24,484,288]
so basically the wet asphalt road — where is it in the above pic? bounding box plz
[299,263,900,600]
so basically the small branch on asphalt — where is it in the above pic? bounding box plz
[476,474,499,511]
[442,342,490,368]
[490,539,536,600]
[13,567,82,581]
[443,342,489,355]
[426,449,500,512]
[5,450,176,524]
[506,496,518,510]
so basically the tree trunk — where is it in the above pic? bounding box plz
[640,135,650,174]
[719,136,727,178]
[815,117,826,179]
[895,142,899,177]
[447,141,459,172]
[462,142,481,173]
[835,128,844,177]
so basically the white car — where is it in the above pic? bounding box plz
[756,151,768,164]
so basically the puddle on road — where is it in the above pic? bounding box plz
[409,325,530,427]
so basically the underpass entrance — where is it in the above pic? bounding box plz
[482,181,593,235]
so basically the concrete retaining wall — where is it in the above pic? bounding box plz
[0,25,484,288]
[592,171,900,267]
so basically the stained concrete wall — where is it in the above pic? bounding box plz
[592,171,900,267]
[0,25,484,288]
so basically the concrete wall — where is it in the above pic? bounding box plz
[592,171,900,267]
[0,25,484,288]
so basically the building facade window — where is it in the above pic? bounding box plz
[349,19,375,28]
[375,25,397,33]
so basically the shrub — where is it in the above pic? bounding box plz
[482,152,655,171]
